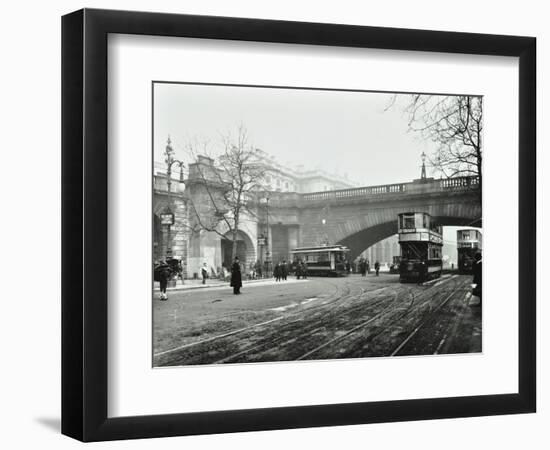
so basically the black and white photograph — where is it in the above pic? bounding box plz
[152,83,483,367]
[1,0,542,447]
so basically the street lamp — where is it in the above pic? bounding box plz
[261,194,271,278]
[321,207,330,246]
[162,136,185,260]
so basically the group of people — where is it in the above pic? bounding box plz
[274,260,289,282]
[247,260,264,280]
[357,257,381,276]
[294,260,308,280]
[357,257,370,276]
[273,259,309,281]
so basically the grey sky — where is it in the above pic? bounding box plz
[153,83,439,186]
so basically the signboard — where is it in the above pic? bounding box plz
[429,233,443,244]
[160,212,174,225]
[399,232,425,242]
[257,237,266,246]
[399,231,442,244]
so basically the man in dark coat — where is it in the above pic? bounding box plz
[281,260,288,281]
[374,261,380,276]
[274,262,281,281]
[158,263,171,301]
[472,252,482,305]
[230,256,242,294]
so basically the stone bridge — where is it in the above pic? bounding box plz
[262,176,481,262]
[153,173,480,276]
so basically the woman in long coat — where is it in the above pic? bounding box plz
[230,256,242,294]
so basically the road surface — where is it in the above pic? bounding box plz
[153,273,481,366]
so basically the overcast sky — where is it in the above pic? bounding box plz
[153,83,439,186]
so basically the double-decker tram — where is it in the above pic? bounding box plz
[397,212,443,282]
[456,229,482,274]
[290,245,350,277]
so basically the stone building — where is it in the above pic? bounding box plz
[254,149,357,193]
[153,149,356,278]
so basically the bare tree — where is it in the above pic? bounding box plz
[394,95,482,202]
[185,125,267,262]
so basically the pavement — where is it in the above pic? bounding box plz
[153,276,305,291]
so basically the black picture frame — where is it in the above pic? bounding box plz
[62,8,536,442]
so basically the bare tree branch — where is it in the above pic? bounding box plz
[392,94,483,203]
[182,124,271,262]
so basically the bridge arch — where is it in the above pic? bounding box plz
[221,230,256,270]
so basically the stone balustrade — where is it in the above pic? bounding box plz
[154,174,480,205]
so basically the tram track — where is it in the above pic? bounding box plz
[155,275,470,366]
[208,278,447,364]
[155,277,411,366]
[154,278,366,364]
[213,285,399,364]
[294,276,461,360]
[390,278,470,356]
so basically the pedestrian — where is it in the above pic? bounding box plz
[472,252,482,306]
[178,260,185,284]
[374,261,380,276]
[255,260,263,279]
[230,256,242,294]
[158,262,171,301]
[302,261,308,279]
[296,260,302,280]
[274,262,281,282]
[360,258,366,277]
[201,262,208,285]
[366,260,370,274]
[281,260,288,281]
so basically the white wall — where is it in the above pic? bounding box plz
[0,1,546,448]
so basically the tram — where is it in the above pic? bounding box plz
[397,212,443,282]
[456,229,482,274]
[290,244,350,277]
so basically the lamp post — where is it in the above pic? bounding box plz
[261,194,271,278]
[161,136,185,260]
[321,206,330,246]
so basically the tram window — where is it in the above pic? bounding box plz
[429,246,442,259]
[401,243,427,260]
[305,253,317,263]
[401,214,415,229]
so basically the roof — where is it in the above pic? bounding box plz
[291,245,350,253]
